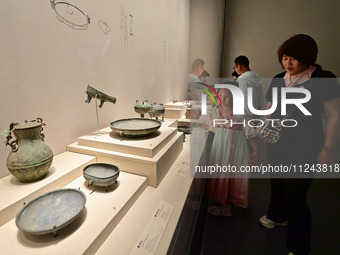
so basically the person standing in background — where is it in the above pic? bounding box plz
[231,70,239,81]
[189,58,205,82]
[199,70,210,83]
[233,55,265,163]
[233,55,265,116]
[187,58,205,101]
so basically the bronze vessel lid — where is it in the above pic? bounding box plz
[15,120,43,130]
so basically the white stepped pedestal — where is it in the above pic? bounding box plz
[77,126,177,158]
[96,135,195,255]
[177,118,191,127]
[0,171,147,255]
[164,101,187,119]
[67,124,183,187]
[0,152,96,227]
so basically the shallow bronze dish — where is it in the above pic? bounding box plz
[16,189,86,235]
[177,126,193,134]
[83,163,119,191]
[110,118,162,137]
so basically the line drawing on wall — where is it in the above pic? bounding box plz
[98,20,111,35]
[50,0,90,30]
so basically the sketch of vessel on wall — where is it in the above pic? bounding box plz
[50,0,90,30]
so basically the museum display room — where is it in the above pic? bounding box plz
[3,0,339,254]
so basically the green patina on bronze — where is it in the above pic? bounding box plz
[134,100,151,118]
[149,103,165,122]
[85,85,117,108]
[5,118,54,182]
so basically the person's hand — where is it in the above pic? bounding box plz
[250,151,258,166]
[317,147,335,165]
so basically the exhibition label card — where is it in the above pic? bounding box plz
[176,161,190,178]
[130,199,174,255]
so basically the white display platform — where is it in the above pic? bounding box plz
[164,101,187,119]
[177,118,190,127]
[0,130,202,255]
[0,171,148,255]
[67,121,183,187]
[164,101,187,110]
[77,125,177,158]
[0,152,96,227]
[96,135,194,255]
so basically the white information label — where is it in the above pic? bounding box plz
[176,161,190,179]
[130,200,174,255]
[176,167,189,179]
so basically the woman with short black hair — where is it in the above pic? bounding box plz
[260,34,340,255]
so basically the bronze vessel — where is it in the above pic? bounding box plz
[5,118,54,182]
[134,100,151,118]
